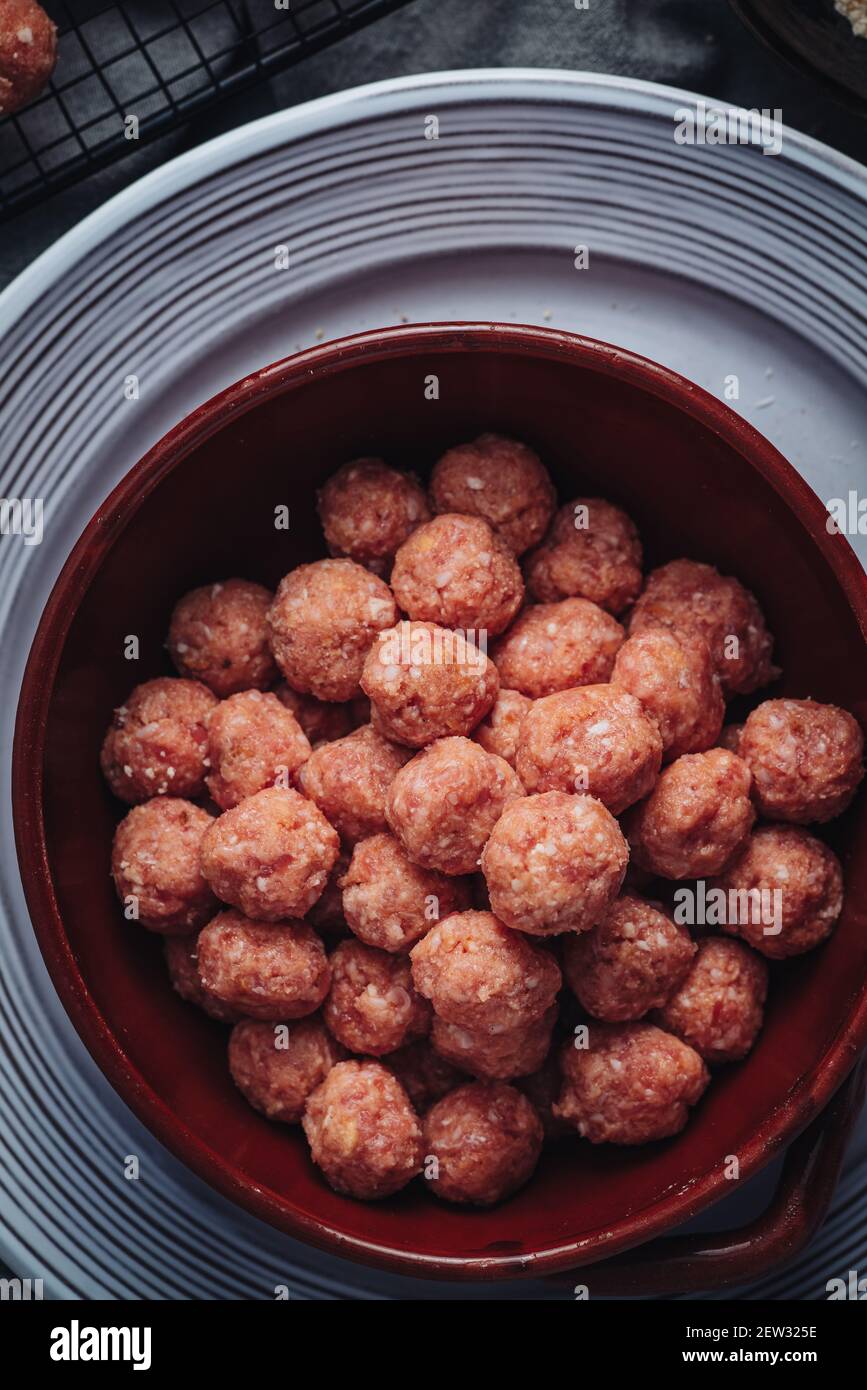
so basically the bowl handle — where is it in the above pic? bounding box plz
[548,1055,867,1297]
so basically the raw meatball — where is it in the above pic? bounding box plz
[317,458,430,573]
[554,1023,709,1144]
[200,786,339,920]
[341,832,474,952]
[628,558,777,696]
[111,798,215,934]
[228,1016,344,1123]
[490,598,624,699]
[423,1081,543,1205]
[362,619,499,746]
[710,824,844,959]
[517,1056,572,1141]
[562,894,696,1022]
[205,690,311,810]
[627,749,755,880]
[306,850,351,937]
[718,723,745,755]
[268,558,397,702]
[298,724,411,844]
[100,677,216,803]
[429,433,556,554]
[516,685,662,813]
[197,910,330,1020]
[390,512,524,637]
[386,1040,465,1111]
[164,933,242,1023]
[302,1059,423,1199]
[612,627,724,762]
[524,497,643,613]
[386,737,523,875]
[738,698,864,824]
[482,792,628,936]
[167,578,277,697]
[0,1,56,116]
[324,939,430,1055]
[473,688,533,769]
[431,1005,557,1081]
[274,684,357,745]
[654,938,768,1064]
[410,909,561,1032]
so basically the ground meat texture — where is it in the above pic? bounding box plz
[0,1,56,116]
[111,798,215,934]
[709,824,844,959]
[738,698,864,825]
[324,939,431,1055]
[431,1004,557,1081]
[385,1040,466,1110]
[317,457,430,573]
[228,1016,344,1123]
[490,598,624,699]
[302,1059,423,1200]
[628,558,777,697]
[268,558,397,703]
[429,434,556,555]
[423,1081,543,1205]
[718,723,745,754]
[298,724,412,845]
[341,832,474,952]
[390,512,524,637]
[200,786,339,920]
[517,1056,572,1141]
[100,677,216,803]
[274,684,356,745]
[306,850,351,938]
[205,690,311,810]
[516,685,662,814]
[611,628,724,762]
[554,1023,709,1144]
[386,737,524,876]
[627,749,755,880]
[410,909,561,1033]
[653,938,768,1064]
[362,619,499,746]
[197,910,330,1020]
[562,894,696,1022]
[167,578,277,697]
[164,933,243,1023]
[473,688,533,769]
[524,497,643,613]
[482,792,628,936]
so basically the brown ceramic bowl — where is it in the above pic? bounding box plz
[13,324,867,1286]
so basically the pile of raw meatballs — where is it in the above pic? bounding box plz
[101,436,864,1207]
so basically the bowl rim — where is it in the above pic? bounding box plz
[12,321,867,1281]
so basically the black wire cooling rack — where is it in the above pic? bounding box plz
[0,0,416,220]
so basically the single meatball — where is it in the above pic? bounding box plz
[516,685,662,814]
[654,938,768,1064]
[410,910,561,1033]
[298,724,412,845]
[324,939,431,1055]
[627,749,755,880]
[111,798,215,934]
[473,688,533,769]
[306,849,351,937]
[423,1082,543,1205]
[490,598,624,699]
[612,628,725,762]
[554,1023,709,1144]
[431,1005,557,1081]
[738,698,864,825]
[391,512,524,637]
[167,578,277,697]
[205,690,311,810]
[0,0,56,116]
[718,723,745,755]
[100,677,216,803]
[228,1016,344,1123]
[200,786,339,920]
[386,1040,465,1111]
[164,932,243,1023]
[710,824,844,959]
[524,497,643,613]
[628,558,777,696]
[341,832,473,952]
[268,558,397,702]
[482,792,628,936]
[274,684,357,745]
[317,458,430,573]
[562,894,696,1022]
[303,1060,423,1200]
[429,434,556,555]
[197,910,330,1020]
[386,737,523,876]
[362,619,499,747]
